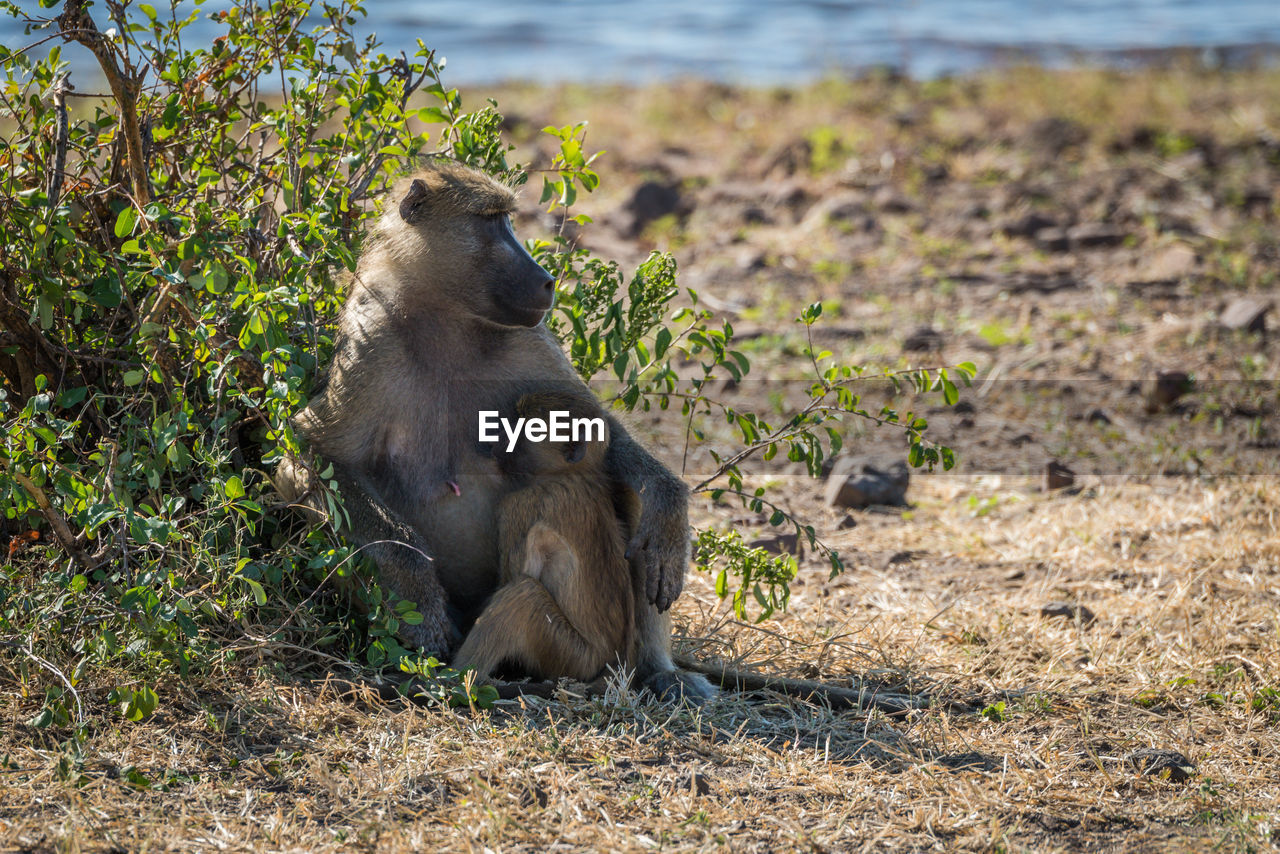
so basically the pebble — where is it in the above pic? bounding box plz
[1034,226,1070,252]
[622,180,682,236]
[824,456,911,509]
[1143,371,1192,413]
[1045,460,1076,491]
[903,325,943,352]
[1067,222,1127,248]
[1126,748,1195,783]
[748,533,803,557]
[1040,602,1097,626]
[1219,296,1272,333]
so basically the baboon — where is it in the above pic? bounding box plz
[276,160,712,700]
[452,390,634,683]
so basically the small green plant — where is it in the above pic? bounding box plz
[805,125,846,173]
[980,700,1009,722]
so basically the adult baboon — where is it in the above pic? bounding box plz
[452,390,634,683]
[277,160,711,700]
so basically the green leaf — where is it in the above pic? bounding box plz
[113,206,137,238]
[942,377,959,406]
[653,326,672,358]
[243,577,267,606]
[124,685,159,722]
[224,475,245,500]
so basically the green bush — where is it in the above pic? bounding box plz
[0,0,968,730]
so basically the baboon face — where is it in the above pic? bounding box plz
[397,165,554,328]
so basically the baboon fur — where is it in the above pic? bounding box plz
[452,390,635,683]
[276,160,712,701]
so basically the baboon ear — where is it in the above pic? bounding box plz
[398,178,430,223]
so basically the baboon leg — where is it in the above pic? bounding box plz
[609,467,715,702]
[632,580,714,701]
[452,576,610,682]
[457,523,618,681]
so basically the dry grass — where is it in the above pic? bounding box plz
[5,476,1277,852]
[5,66,1280,852]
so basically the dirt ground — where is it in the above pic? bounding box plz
[4,67,1280,852]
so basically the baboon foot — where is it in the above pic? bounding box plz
[643,668,716,704]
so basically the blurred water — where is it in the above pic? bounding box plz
[5,0,1280,83]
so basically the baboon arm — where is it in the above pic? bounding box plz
[327,462,458,656]
[603,416,690,612]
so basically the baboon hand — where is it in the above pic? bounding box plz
[628,502,689,613]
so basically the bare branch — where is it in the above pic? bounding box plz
[56,0,151,204]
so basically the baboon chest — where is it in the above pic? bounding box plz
[393,335,572,604]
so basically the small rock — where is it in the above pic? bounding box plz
[1145,244,1197,280]
[1040,602,1097,626]
[1045,461,1075,491]
[873,185,914,214]
[801,190,869,228]
[1126,748,1195,783]
[1002,212,1058,238]
[903,325,943,352]
[1004,568,1026,581]
[761,178,813,223]
[891,109,921,128]
[623,180,682,236]
[766,178,810,210]
[1219,296,1272,333]
[1242,185,1274,214]
[922,163,949,183]
[1144,371,1193,413]
[1034,227,1071,252]
[953,400,976,415]
[756,138,812,179]
[1085,408,1112,425]
[837,514,858,530]
[824,456,910,509]
[1008,271,1078,294]
[734,247,767,272]
[1027,116,1088,155]
[748,533,803,558]
[1068,222,1127,249]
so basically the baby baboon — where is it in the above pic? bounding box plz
[453,390,634,682]
[277,159,712,701]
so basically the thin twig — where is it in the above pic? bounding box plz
[46,73,71,209]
